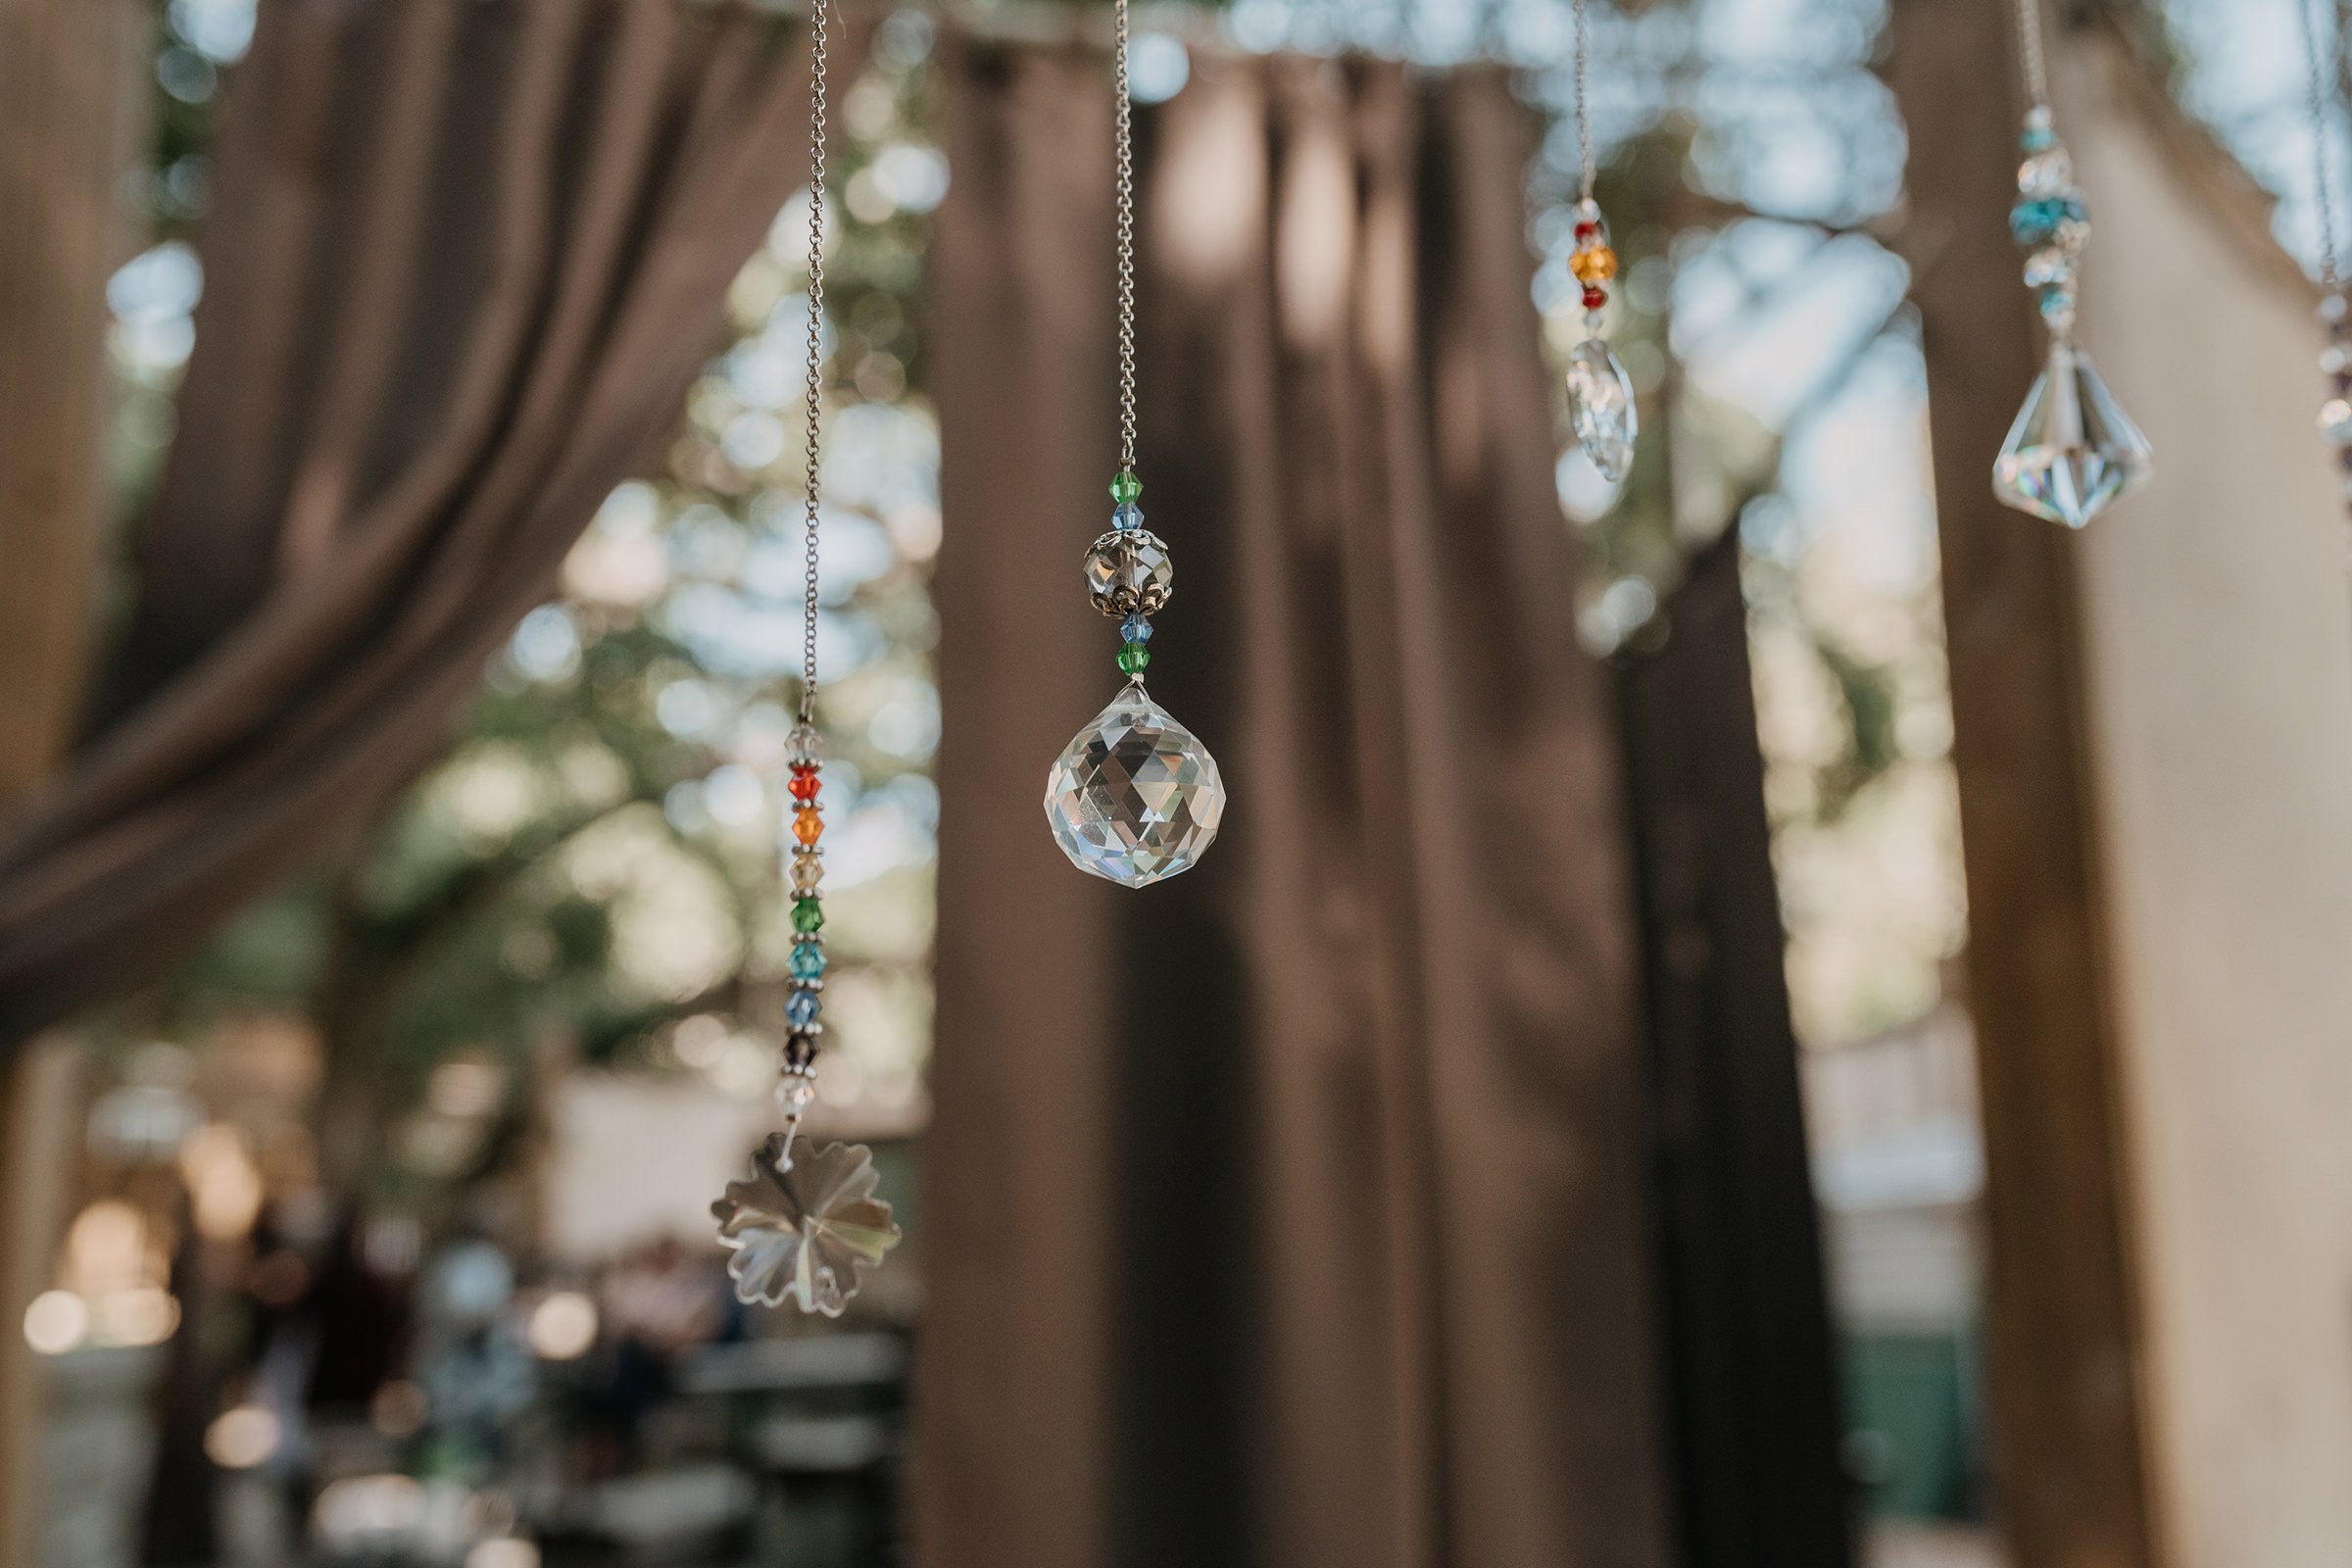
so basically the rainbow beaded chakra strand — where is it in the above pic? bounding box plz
[708,0,900,1318]
[783,722,827,1095]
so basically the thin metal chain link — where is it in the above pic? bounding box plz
[801,0,832,721]
[2304,0,2342,292]
[1114,0,1138,476]
[2013,0,2051,110]
[1573,0,1593,201]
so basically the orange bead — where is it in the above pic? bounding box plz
[1570,244,1618,285]
[793,808,823,847]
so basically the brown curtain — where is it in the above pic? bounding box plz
[923,34,1673,1568]
[0,0,822,1044]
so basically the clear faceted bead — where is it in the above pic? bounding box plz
[2017,147,2075,200]
[1993,342,2152,529]
[1044,686,1224,887]
[1566,338,1638,484]
[1083,529,1174,617]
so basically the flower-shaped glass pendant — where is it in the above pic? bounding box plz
[1045,684,1224,886]
[1565,337,1638,484]
[712,1136,902,1314]
[1993,339,2152,528]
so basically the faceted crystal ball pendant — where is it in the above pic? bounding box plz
[712,1136,902,1316]
[1047,475,1226,887]
[1563,199,1637,484]
[1993,339,2153,530]
[1047,684,1225,886]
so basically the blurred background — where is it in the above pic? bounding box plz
[0,0,2346,1566]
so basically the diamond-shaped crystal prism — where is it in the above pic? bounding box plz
[1992,341,2151,529]
[1045,685,1224,887]
[1566,338,1638,484]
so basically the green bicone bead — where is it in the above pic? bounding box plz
[1110,470,1143,506]
[1116,642,1151,676]
[791,897,825,935]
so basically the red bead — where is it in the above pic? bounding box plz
[788,772,819,802]
[1582,285,1606,310]
[1574,220,1598,240]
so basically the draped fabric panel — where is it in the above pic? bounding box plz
[923,35,1674,1568]
[0,0,822,1044]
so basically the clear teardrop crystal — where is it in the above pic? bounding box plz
[1992,340,2152,529]
[1566,337,1638,484]
[1045,684,1224,887]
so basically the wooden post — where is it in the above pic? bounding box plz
[0,0,145,804]
[1618,535,1855,1568]
[1884,2,2161,1565]
[0,2,148,1565]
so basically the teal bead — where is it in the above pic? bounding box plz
[789,941,827,981]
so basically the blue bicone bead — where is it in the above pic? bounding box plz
[1120,612,1153,644]
[2021,123,2056,153]
[1112,503,1146,532]
[789,941,828,981]
[787,988,821,1029]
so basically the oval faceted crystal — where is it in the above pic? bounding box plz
[1045,686,1224,886]
[1565,338,1638,484]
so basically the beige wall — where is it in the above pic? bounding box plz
[2062,39,2352,1568]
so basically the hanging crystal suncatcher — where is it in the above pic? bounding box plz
[1562,0,1637,485]
[1989,0,2151,528]
[1043,0,1226,886]
[710,0,901,1314]
[2296,0,2352,507]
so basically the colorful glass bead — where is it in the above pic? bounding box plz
[1570,244,1618,285]
[789,769,819,802]
[791,852,823,895]
[791,897,825,934]
[793,808,823,847]
[783,1033,818,1070]
[1581,285,1606,311]
[1112,503,1145,531]
[2009,194,2087,249]
[1120,613,1153,644]
[787,989,821,1029]
[789,941,828,981]
[786,724,822,767]
[1116,643,1151,676]
[1110,471,1143,505]
[775,1072,816,1117]
[1083,527,1174,617]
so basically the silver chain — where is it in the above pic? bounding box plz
[2013,0,2051,110]
[1113,0,1138,476]
[1572,0,1594,201]
[800,0,832,722]
[2303,0,2342,293]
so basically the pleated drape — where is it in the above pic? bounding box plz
[0,0,824,1044]
[922,35,1673,1568]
